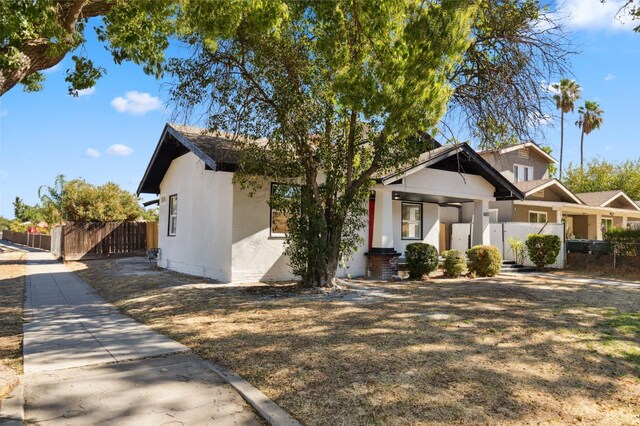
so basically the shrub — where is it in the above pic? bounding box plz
[443,249,467,277]
[405,243,439,279]
[525,234,561,270]
[604,227,640,256]
[466,245,501,277]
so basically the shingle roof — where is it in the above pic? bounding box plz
[576,190,623,207]
[168,124,242,165]
[512,178,553,193]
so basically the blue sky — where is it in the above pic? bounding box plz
[1,0,639,218]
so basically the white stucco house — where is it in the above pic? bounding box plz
[137,124,524,282]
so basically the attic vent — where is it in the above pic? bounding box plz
[160,194,167,205]
[518,148,530,159]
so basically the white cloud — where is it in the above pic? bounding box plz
[42,63,61,74]
[107,144,134,156]
[85,148,100,158]
[604,73,616,81]
[76,87,96,97]
[110,91,162,115]
[558,0,634,32]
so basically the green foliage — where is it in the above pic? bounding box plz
[466,245,502,277]
[62,180,144,222]
[0,0,178,95]
[604,228,640,256]
[563,158,640,200]
[442,249,467,278]
[507,236,525,265]
[405,243,439,280]
[170,1,475,286]
[12,196,43,223]
[525,234,561,270]
[576,100,604,168]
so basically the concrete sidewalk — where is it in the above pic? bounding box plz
[20,250,262,425]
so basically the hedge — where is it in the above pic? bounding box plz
[405,243,439,279]
[466,245,501,277]
[525,234,561,270]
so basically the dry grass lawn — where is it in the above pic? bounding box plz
[0,247,25,400]
[69,258,640,425]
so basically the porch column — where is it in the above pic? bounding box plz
[372,189,394,249]
[367,189,400,280]
[472,200,490,246]
[596,213,603,240]
[554,208,563,223]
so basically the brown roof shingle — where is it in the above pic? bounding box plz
[575,190,623,207]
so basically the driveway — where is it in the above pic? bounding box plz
[21,250,261,425]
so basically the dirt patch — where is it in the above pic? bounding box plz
[0,247,26,400]
[70,258,640,425]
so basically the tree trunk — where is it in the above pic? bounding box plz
[559,110,564,180]
[580,128,585,170]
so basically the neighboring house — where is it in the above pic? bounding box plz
[137,123,523,282]
[479,143,640,240]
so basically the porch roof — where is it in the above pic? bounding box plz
[514,199,640,219]
[378,143,524,201]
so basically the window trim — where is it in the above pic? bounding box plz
[601,217,614,232]
[528,210,548,224]
[167,194,177,236]
[513,163,534,183]
[401,202,423,240]
[269,183,293,238]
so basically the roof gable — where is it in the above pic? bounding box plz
[479,142,557,164]
[514,179,583,204]
[379,143,524,201]
[137,124,240,195]
[577,190,640,211]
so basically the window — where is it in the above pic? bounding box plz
[528,211,547,223]
[513,164,534,182]
[270,183,296,237]
[168,195,177,236]
[401,203,422,240]
[601,218,613,233]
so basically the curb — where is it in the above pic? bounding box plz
[0,381,24,426]
[202,360,300,426]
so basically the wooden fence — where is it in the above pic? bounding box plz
[1,230,51,250]
[50,222,158,261]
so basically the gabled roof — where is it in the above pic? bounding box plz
[137,124,242,195]
[478,142,557,164]
[576,190,640,211]
[378,143,524,201]
[513,178,583,204]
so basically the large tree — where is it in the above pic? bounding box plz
[575,100,604,170]
[551,79,581,181]
[0,0,177,96]
[168,0,570,287]
[564,158,640,200]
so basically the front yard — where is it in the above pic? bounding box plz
[0,247,25,400]
[69,258,640,425]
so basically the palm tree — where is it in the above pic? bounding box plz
[552,79,581,180]
[575,101,604,170]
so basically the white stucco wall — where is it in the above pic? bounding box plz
[231,181,295,282]
[402,168,496,201]
[392,201,441,255]
[157,153,234,281]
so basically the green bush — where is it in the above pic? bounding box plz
[443,249,467,278]
[405,243,439,279]
[466,245,501,277]
[525,234,561,270]
[604,227,640,256]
